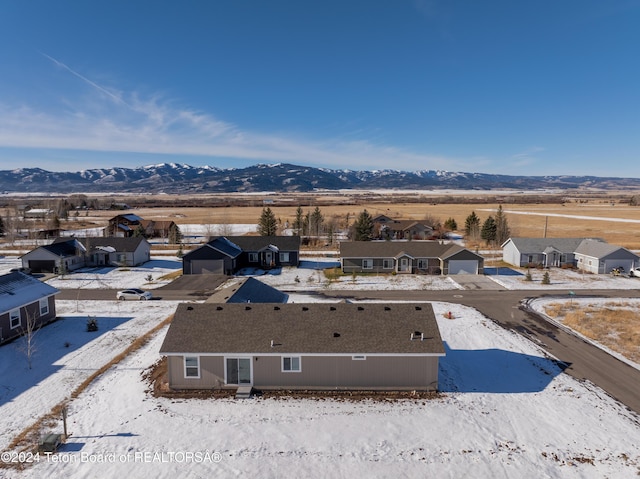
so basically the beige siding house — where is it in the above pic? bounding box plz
[160,303,445,392]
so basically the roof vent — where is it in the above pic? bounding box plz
[302,306,309,311]
[274,306,280,310]
[415,306,422,311]
[333,332,340,338]
[329,306,336,311]
[384,306,391,311]
[357,306,364,311]
[187,306,193,311]
[245,306,251,310]
[216,306,223,311]
[410,331,424,341]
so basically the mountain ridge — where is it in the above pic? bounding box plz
[1,162,639,193]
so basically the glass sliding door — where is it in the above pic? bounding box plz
[226,358,252,384]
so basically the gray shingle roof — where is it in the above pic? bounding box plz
[206,278,288,304]
[217,236,301,252]
[53,236,148,253]
[0,272,59,312]
[574,238,638,259]
[160,303,444,355]
[504,237,602,253]
[340,241,475,259]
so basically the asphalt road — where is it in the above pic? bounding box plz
[56,284,640,415]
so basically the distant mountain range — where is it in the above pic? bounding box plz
[1,163,639,193]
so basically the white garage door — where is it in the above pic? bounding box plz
[448,260,478,275]
[191,259,224,274]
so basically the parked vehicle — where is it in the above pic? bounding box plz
[629,267,640,277]
[10,267,32,275]
[116,288,152,301]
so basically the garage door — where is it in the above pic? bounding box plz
[190,259,224,274]
[448,260,478,275]
[603,259,634,274]
[28,260,56,273]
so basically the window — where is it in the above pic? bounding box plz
[352,355,367,360]
[282,356,301,372]
[39,298,49,316]
[10,309,21,329]
[248,252,258,262]
[417,259,428,269]
[362,259,373,270]
[184,356,200,378]
[382,259,392,269]
[279,252,290,263]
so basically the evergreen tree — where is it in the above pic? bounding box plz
[481,216,497,244]
[258,207,278,236]
[168,223,183,244]
[133,224,146,237]
[293,206,305,236]
[310,206,324,237]
[444,217,457,231]
[464,211,481,239]
[353,209,374,241]
[494,205,511,245]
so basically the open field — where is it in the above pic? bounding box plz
[64,200,640,250]
[3,191,640,250]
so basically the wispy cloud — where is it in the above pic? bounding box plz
[0,55,469,172]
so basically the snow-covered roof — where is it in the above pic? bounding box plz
[0,272,59,313]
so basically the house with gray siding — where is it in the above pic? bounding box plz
[160,303,445,392]
[0,272,59,345]
[501,237,638,273]
[21,237,151,273]
[340,241,484,275]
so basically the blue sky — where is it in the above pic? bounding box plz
[0,1,639,177]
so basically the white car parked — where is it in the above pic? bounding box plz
[116,288,153,301]
[629,267,640,278]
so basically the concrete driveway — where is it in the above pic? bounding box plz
[452,274,505,290]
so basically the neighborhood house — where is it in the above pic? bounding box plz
[340,241,484,275]
[501,237,639,273]
[21,237,151,273]
[0,272,59,345]
[182,236,301,275]
[160,303,445,391]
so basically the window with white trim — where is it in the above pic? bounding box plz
[279,252,290,263]
[248,252,258,262]
[362,259,373,270]
[382,259,392,269]
[184,356,200,378]
[282,356,301,372]
[352,355,367,360]
[39,298,49,316]
[10,309,21,329]
[417,259,428,269]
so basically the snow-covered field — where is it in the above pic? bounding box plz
[2,252,640,477]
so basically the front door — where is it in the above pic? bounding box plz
[399,257,409,272]
[264,251,273,268]
[226,358,252,385]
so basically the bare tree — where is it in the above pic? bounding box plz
[18,310,39,370]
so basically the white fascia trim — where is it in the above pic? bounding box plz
[162,352,445,357]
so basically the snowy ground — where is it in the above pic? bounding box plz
[2,253,640,476]
[3,301,639,478]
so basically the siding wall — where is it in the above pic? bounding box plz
[167,355,440,391]
[0,296,57,345]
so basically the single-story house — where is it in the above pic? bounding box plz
[159,303,445,391]
[340,241,484,275]
[0,272,59,345]
[206,277,288,304]
[501,237,638,273]
[21,236,150,273]
[182,236,301,275]
[573,239,639,274]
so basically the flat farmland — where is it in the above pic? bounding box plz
[83,195,640,250]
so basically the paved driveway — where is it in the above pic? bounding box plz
[452,274,504,290]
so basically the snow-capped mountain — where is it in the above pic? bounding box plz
[0,163,638,193]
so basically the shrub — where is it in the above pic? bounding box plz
[541,271,551,284]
